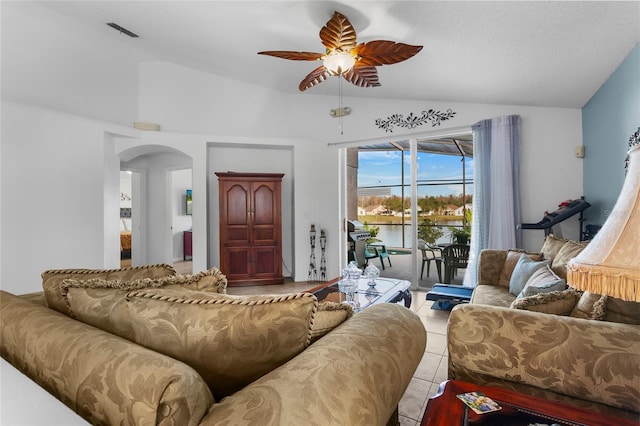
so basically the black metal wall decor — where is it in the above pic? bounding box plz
[625,127,640,174]
[375,109,456,133]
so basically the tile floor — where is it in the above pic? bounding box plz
[173,251,461,425]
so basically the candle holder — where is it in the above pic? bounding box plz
[319,229,327,282]
[308,224,318,282]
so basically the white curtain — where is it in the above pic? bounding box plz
[464,115,522,286]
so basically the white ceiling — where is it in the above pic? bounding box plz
[14,1,640,108]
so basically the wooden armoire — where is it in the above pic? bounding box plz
[216,172,284,286]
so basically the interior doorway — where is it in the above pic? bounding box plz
[118,145,193,269]
[170,168,193,274]
[119,171,133,268]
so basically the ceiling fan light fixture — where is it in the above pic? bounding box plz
[323,52,355,75]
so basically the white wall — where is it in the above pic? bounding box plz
[0,2,141,126]
[0,103,135,293]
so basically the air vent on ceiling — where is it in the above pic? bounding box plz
[106,22,139,38]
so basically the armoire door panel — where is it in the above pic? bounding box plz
[254,247,280,276]
[224,247,251,278]
[225,184,250,226]
[225,227,250,244]
[253,227,276,243]
[253,184,275,225]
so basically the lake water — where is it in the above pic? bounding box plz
[373,221,463,248]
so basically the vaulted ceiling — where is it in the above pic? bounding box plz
[4,1,640,109]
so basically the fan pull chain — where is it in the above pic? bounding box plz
[338,76,344,135]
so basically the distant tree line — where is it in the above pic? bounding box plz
[359,194,472,214]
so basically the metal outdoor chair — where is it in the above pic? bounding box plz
[367,244,392,270]
[441,244,470,283]
[364,245,380,267]
[418,239,442,281]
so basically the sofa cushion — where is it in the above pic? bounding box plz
[498,250,544,288]
[309,301,353,343]
[570,291,608,320]
[509,256,550,296]
[60,268,228,340]
[470,285,515,308]
[604,298,640,325]
[510,288,581,315]
[125,288,318,399]
[517,265,566,299]
[551,240,588,280]
[42,264,176,315]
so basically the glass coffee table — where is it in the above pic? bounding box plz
[308,277,412,311]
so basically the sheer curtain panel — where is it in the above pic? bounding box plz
[465,115,522,286]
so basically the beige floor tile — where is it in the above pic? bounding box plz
[413,352,444,382]
[434,355,449,384]
[399,377,431,421]
[398,415,419,426]
[425,331,447,355]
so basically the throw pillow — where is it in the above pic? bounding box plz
[60,268,228,340]
[517,265,566,299]
[125,288,318,400]
[569,291,608,320]
[509,256,550,297]
[309,301,353,343]
[510,288,581,315]
[551,240,589,280]
[42,263,176,316]
[498,250,544,287]
[540,234,571,262]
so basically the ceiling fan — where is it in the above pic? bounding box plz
[258,11,423,92]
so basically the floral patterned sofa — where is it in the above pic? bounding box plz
[0,264,426,425]
[447,235,640,421]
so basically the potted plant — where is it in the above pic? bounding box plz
[449,227,471,244]
[449,209,472,244]
[418,217,444,245]
[363,222,382,245]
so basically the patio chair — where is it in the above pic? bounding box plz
[364,245,380,267]
[418,239,442,281]
[441,244,470,283]
[367,244,392,270]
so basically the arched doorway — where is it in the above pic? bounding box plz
[117,145,193,273]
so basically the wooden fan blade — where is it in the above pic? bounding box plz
[343,65,380,88]
[258,51,324,61]
[353,41,423,66]
[319,11,357,52]
[299,65,330,91]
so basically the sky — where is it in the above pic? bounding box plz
[358,150,474,198]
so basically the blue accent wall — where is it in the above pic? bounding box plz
[582,43,640,226]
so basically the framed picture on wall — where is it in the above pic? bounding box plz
[186,189,192,215]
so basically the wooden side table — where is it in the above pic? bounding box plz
[421,380,637,426]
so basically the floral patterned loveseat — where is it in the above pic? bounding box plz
[447,235,640,421]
